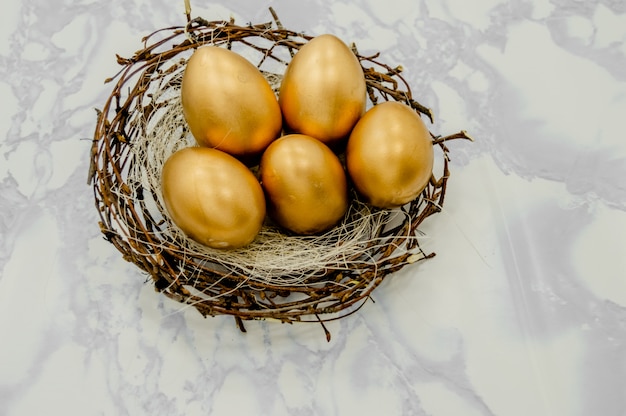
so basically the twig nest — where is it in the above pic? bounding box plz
[88,12,472,335]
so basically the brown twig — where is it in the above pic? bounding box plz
[432,130,474,146]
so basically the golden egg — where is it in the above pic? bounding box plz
[278,34,366,145]
[346,101,434,208]
[259,134,349,234]
[161,147,266,249]
[181,46,282,157]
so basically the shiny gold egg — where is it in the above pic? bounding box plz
[346,101,434,208]
[161,147,266,249]
[181,46,282,157]
[278,34,366,145]
[259,134,349,234]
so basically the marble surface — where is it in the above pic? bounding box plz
[1,0,625,415]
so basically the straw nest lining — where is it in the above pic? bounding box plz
[88,12,471,336]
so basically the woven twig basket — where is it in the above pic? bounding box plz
[88,11,470,338]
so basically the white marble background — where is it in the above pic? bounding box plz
[1,0,625,415]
